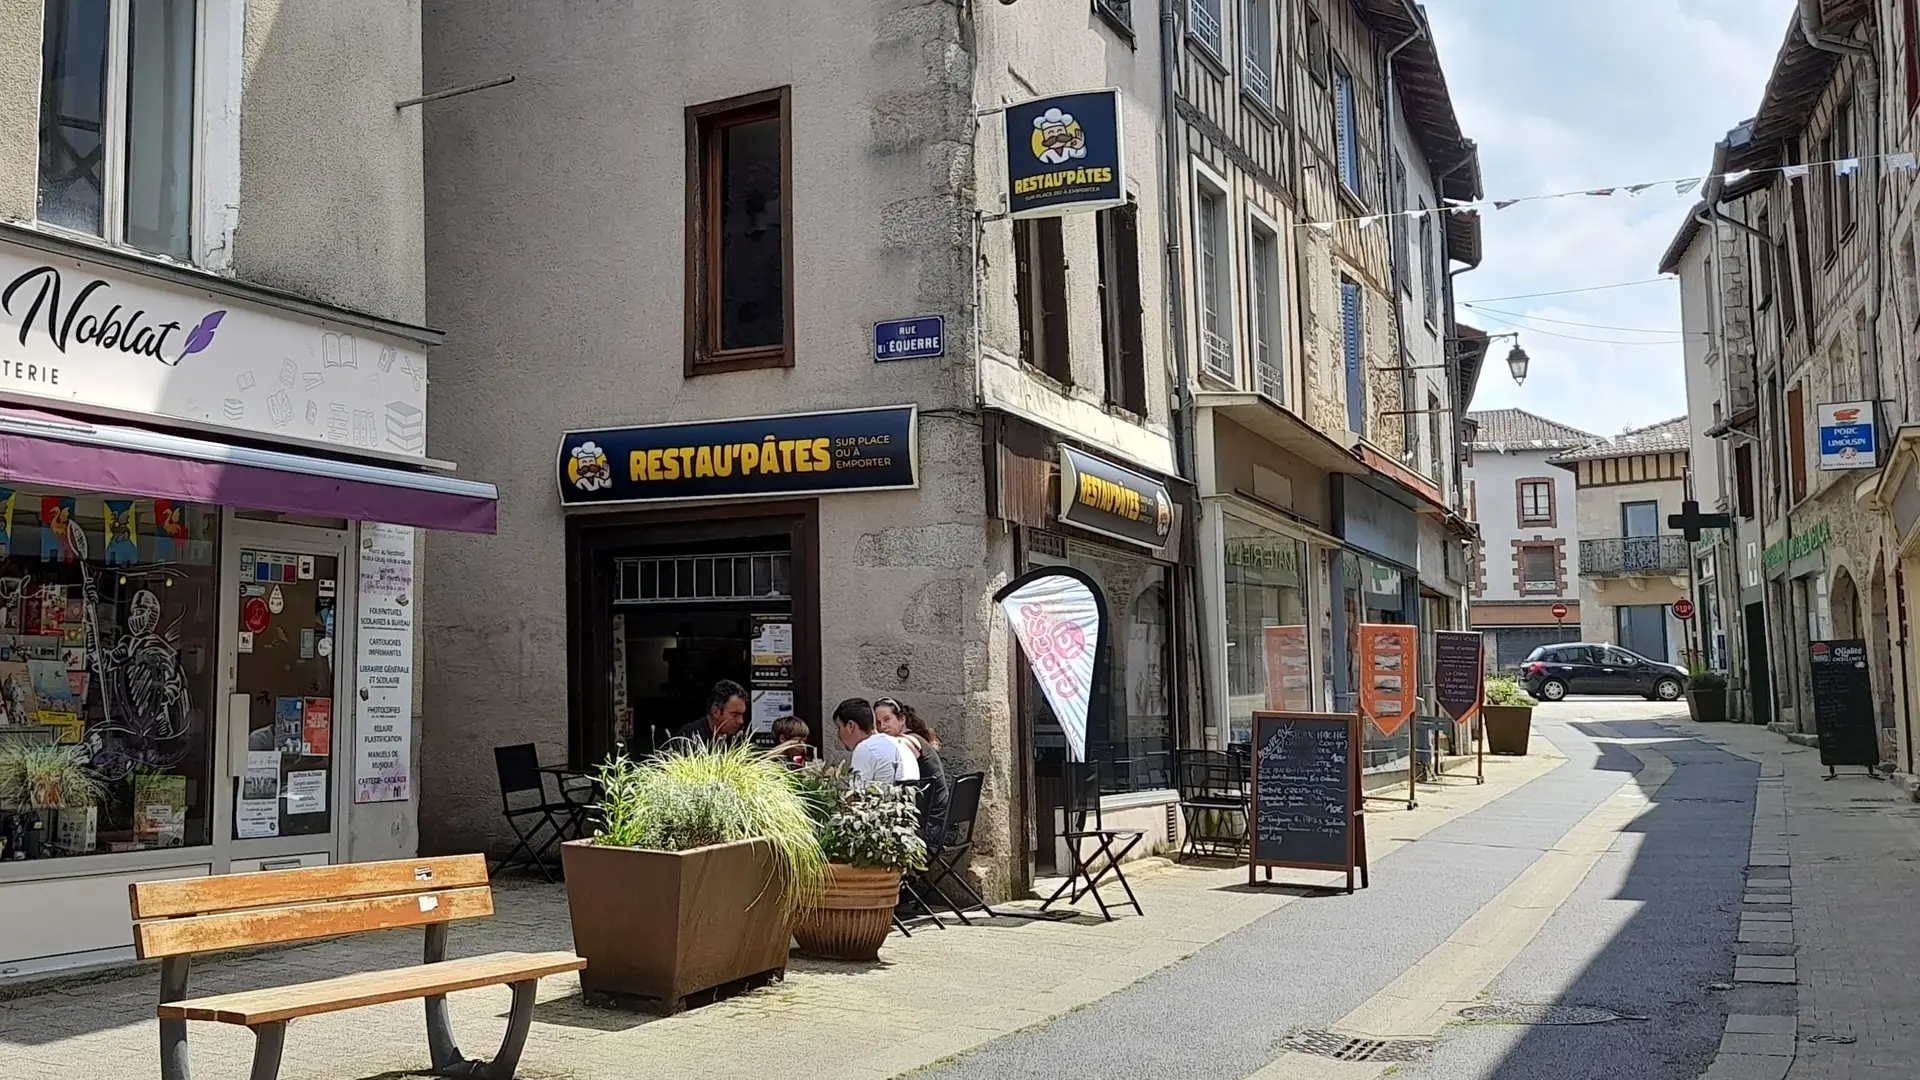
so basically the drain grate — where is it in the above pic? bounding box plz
[1806,1033,1857,1045]
[1457,1003,1630,1026]
[1279,1030,1431,1063]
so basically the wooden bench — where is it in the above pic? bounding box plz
[129,854,584,1080]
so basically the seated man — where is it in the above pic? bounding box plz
[834,698,907,785]
[676,679,748,747]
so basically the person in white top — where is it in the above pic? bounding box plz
[835,698,909,785]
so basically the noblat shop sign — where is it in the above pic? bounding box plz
[0,236,431,457]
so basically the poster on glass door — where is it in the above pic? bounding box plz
[355,524,416,802]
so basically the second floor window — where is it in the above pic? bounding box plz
[1249,220,1282,401]
[1520,545,1558,594]
[38,0,197,260]
[1198,186,1233,380]
[1518,479,1553,525]
[1333,62,1361,196]
[1014,217,1071,384]
[687,88,792,374]
[1190,0,1224,57]
[1097,201,1146,414]
[1242,0,1273,105]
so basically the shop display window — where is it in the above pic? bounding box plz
[1030,537,1173,794]
[1223,519,1309,745]
[0,486,218,861]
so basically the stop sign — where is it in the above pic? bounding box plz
[1673,598,1696,620]
[1551,602,1569,620]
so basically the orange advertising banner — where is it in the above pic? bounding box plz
[1261,625,1313,711]
[1357,624,1418,737]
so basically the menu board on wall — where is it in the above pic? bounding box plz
[750,613,795,736]
[1261,625,1313,712]
[354,524,415,803]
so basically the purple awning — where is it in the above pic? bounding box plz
[0,408,497,533]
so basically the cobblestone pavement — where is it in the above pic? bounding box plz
[1679,718,1920,1080]
[0,741,1563,1080]
[8,702,1915,1080]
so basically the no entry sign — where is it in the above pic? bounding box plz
[1551,602,1569,621]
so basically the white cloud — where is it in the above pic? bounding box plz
[1433,0,1797,433]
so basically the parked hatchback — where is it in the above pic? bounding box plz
[1519,643,1687,702]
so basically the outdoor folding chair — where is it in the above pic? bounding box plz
[1042,765,1145,920]
[492,744,579,884]
[1175,748,1249,858]
[918,772,996,924]
[894,778,947,933]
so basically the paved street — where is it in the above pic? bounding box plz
[4,699,1919,1079]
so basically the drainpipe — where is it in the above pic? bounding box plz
[1160,0,1215,743]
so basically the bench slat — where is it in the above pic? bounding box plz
[133,886,495,959]
[157,951,586,1026]
[130,855,489,919]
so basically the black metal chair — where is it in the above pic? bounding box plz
[921,772,996,923]
[893,778,947,934]
[1175,748,1249,858]
[492,744,579,883]
[1043,764,1145,920]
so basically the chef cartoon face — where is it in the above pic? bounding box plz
[568,441,613,492]
[1031,108,1088,166]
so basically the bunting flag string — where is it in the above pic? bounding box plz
[1294,147,1920,231]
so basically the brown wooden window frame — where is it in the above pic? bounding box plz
[1014,216,1073,385]
[1515,541,1562,596]
[1516,477,1555,527]
[1097,199,1148,415]
[684,87,795,377]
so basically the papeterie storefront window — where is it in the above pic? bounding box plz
[0,485,217,860]
[1223,518,1309,745]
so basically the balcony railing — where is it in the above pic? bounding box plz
[1188,0,1223,55]
[1244,57,1273,103]
[1580,536,1691,578]
[1256,358,1285,403]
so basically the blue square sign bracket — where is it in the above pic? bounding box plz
[874,316,946,362]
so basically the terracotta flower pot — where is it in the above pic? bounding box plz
[793,864,902,962]
[561,838,792,1013]
[1481,705,1534,755]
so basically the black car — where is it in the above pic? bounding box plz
[1519,642,1687,702]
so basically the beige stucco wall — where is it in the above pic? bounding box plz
[0,0,39,224]
[235,0,426,321]
[418,0,1026,878]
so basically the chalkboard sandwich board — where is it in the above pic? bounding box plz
[1248,711,1369,893]
[1808,639,1881,776]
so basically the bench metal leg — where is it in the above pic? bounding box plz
[248,1023,287,1080]
[160,956,192,1080]
[428,979,537,1079]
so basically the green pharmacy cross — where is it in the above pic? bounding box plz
[1667,500,1733,543]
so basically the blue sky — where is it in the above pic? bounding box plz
[1433,0,1799,435]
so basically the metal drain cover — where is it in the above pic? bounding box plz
[1458,1003,1626,1026]
[1279,1030,1431,1063]
[1806,1033,1857,1045]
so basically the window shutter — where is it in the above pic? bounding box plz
[1342,281,1364,433]
[1786,383,1807,501]
[1037,217,1071,383]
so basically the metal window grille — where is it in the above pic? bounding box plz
[612,552,791,605]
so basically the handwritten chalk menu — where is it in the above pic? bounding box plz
[1434,631,1485,723]
[1250,711,1357,875]
[1808,639,1879,768]
[355,524,415,803]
